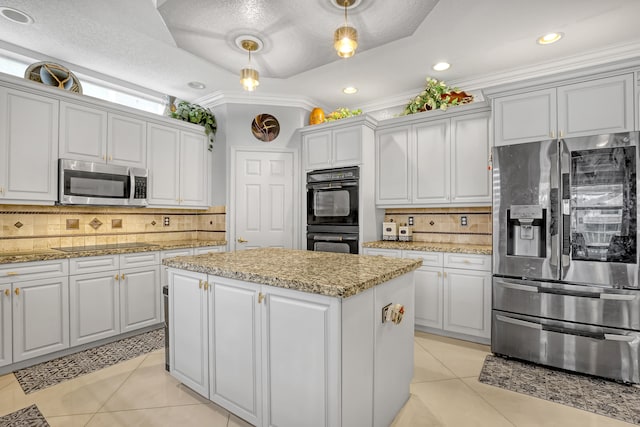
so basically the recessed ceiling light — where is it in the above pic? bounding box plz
[432,62,451,71]
[343,86,358,94]
[188,81,206,89]
[0,7,34,24]
[537,32,563,45]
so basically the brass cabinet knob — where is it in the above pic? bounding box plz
[204,282,209,291]
[14,288,20,296]
[121,273,125,280]
[258,292,265,304]
[115,274,120,281]
[4,289,9,297]
[198,279,203,289]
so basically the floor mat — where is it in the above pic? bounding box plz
[14,328,164,394]
[0,404,49,427]
[478,354,640,425]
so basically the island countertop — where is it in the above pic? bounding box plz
[163,248,422,298]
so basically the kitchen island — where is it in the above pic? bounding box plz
[164,248,421,427]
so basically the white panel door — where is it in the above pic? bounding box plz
[332,126,361,167]
[0,284,11,367]
[108,114,147,168]
[493,88,556,146]
[443,268,491,338]
[69,271,119,346]
[0,89,59,202]
[13,277,69,362]
[450,112,491,204]
[303,130,332,170]
[413,119,449,204]
[376,126,411,205]
[179,130,208,207]
[169,269,209,397]
[262,287,339,427]
[234,150,294,250]
[120,266,160,333]
[209,279,261,426]
[59,101,108,162]
[414,266,443,329]
[147,123,180,206]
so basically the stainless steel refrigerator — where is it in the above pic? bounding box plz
[492,131,640,383]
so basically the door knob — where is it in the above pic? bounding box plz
[237,238,248,243]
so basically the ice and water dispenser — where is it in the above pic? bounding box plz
[506,205,546,258]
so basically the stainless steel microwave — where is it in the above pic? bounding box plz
[58,159,148,206]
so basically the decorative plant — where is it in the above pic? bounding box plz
[170,101,217,151]
[402,77,472,115]
[324,107,363,122]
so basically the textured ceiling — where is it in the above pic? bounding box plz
[158,0,438,78]
[0,0,639,111]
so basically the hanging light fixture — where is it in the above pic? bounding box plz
[240,39,260,91]
[334,0,358,58]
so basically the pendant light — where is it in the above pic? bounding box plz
[334,0,358,58]
[240,39,260,91]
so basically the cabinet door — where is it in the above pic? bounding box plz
[209,278,261,426]
[262,286,340,427]
[376,126,411,205]
[69,271,119,346]
[450,112,491,204]
[179,130,208,207]
[443,268,491,339]
[0,89,59,202]
[558,74,634,138]
[414,266,443,329]
[168,269,209,397]
[108,114,147,168]
[0,284,10,367]
[303,130,332,170]
[332,126,361,167]
[493,88,556,146]
[147,123,180,206]
[59,101,108,162]
[12,276,69,362]
[413,119,449,204]
[120,266,160,333]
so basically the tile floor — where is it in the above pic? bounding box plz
[0,331,633,426]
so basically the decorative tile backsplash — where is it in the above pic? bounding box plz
[384,206,492,245]
[0,205,226,253]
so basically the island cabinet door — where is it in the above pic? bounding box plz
[168,269,209,397]
[120,266,161,333]
[208,278,262,426]
[261,286,340,427]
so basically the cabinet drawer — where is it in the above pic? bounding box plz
[363,248,402,258]
[70,255,118,275]
[194,246,225,255]
[0,259,69,284]
[402,251,443,267]
[120,251,159,269]
[161,248,193,260]
[444,253,491,271]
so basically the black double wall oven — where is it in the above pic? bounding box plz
[306,166,359,254]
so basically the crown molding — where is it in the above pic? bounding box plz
[195,90,321,111]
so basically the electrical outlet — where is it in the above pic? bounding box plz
[460,216,468,226]
[408,216,414,226]
[163,217,170,227]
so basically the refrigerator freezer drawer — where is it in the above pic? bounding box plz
[491,310,640,383]
[493,277,640,330]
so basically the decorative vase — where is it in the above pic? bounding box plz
[309,107,325,125]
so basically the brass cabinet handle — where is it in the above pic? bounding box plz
[14,288,20,296]
[559,130,564,138]
[204,282,209,291]
[258,292,265,304]
[437,271,442,277]
[115,274,120,281]
[4,289,9,297]
[444,272,447,278]
[550,131,555,138]
[198,279,203,289]
[102,155,106,160]
[6,272,18,276]
[237,238,248,243]
[109,155,113,161]
[121,273,125,280]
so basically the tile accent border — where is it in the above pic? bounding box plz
[479,355,640,425]
[0,404,49,426]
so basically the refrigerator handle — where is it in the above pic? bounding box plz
[560,170,571,275]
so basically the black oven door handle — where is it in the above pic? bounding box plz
[312,235,358,242]
[307,181,357,190]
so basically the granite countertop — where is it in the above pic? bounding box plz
[163,248,422,299]
[362,241,492,255]
[0,240,227,264]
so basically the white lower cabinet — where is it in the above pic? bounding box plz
[69,271,119,346]
[119,265,160,333]
[443,267,492,339]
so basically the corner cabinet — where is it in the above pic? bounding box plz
[375,105,491,207]
[0,87,59,204]
[493,73,635,146]
[147,123,209,208]
[301,116,376,171]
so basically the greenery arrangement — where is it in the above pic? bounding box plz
[324,107,363,122]
[170,101,217,151]
[402,77,472,115]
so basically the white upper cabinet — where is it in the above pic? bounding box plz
[147,123,209,208]
[59,102,147,168]
[494,74,634,146]
[0,88,59,203]
[301,119,366,171]
[376,107,491,207]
